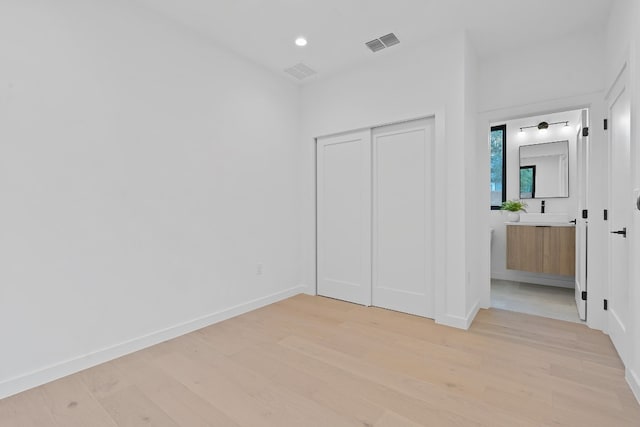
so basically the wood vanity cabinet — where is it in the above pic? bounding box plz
[506,225,575,276]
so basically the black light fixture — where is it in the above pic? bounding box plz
[519,120,569,133]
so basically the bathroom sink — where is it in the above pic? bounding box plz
[515,213,572,226]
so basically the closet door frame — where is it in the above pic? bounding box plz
[314,111,446,321]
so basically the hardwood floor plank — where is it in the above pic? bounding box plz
[374,410,433,427]
[111,354,240,427]
[231,343,386,426]
[80,361,133,400]
[0,294,638,426]
[39,375,117,427]
[98,385,179,427]
[0,388,59,427]
[152,350,285,427]
[277,334,539,426]
[171,335,359,427]
[256,339,475,425]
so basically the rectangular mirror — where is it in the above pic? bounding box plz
[519,140,569,198]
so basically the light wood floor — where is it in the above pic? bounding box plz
[1,294,639,426]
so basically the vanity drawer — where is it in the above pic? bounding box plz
[506,225,575,276]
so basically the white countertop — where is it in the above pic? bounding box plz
[505,222,575,227]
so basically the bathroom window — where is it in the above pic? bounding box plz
[490,124,507,209]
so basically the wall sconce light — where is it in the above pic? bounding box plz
[519,121,569,133]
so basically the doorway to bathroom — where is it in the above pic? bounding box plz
[489,108,588,324]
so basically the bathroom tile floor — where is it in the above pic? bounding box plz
[491,279,583,323]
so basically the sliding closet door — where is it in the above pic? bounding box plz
[372,118,435,318]
[316,130,372,305]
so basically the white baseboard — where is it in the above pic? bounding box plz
[300,283,315,296]
[491,271,575,288]
[626,368,640,405]
[0,285,305,400]
[436,301,480,330]
[465,301,481,328]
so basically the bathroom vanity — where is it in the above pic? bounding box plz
[506,223,575,276]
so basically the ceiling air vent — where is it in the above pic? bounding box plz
[284,63,317,80]
[380,33,400,47]
[366,33,401,52]
[365,39,386,52]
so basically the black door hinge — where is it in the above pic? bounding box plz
[604,119,608,130]
[604,299,608,310]
[582,209,588,219]
[582,127,589,137]
[581,291,587,301]
[604,209,608,221]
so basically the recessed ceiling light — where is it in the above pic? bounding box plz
[295,37,307,47]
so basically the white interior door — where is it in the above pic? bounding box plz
[317,130,372,305]
[372,118,435,318]
[607,70,631,364]
[575,109,589,321]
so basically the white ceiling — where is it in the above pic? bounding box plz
[135,0,613,83]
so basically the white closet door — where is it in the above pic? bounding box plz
[317,130,372,305]
[372,118,435,318]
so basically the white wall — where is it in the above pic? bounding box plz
[490,111,581,288]
[478,30,606,112]
[605,0,640,404]
[475,30,607,332]
[464,34,481,319]
[300,32,478,329]
[0,0,301,398]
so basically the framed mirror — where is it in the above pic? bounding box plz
[519,140,569,199]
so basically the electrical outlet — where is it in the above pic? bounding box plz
[256,263,263,275]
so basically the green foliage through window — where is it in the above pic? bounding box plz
[520,166,535,198]
[490,125,506,208]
